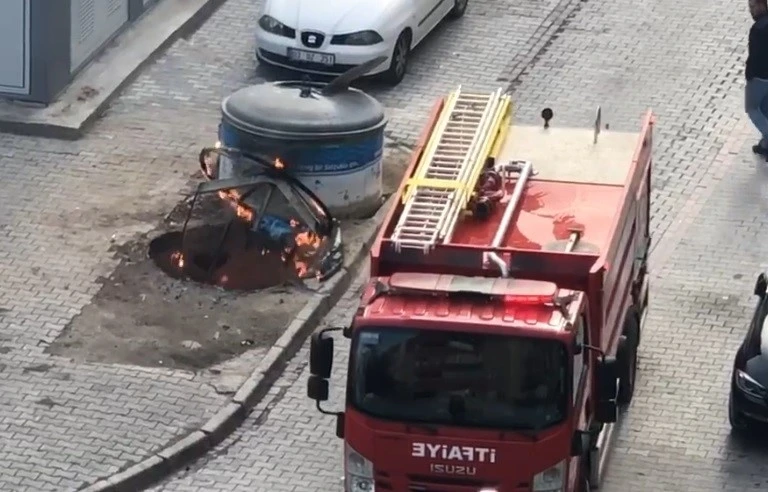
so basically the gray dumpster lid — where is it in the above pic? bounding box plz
[221,81,386,138]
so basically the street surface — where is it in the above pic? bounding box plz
[146,0,765,491]
[0,0,766,489]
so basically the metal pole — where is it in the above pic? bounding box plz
[486,160,533,277]
[564,231,581,253]
[207,218,234,280]
[491,160,533,248]
[180,188,202,259]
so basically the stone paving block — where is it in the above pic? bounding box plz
[130,0,768,490]
[2,0,766,488]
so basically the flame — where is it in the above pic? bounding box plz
[217,189,254,222]
[274,158,285,170]
[287,218,325,279]
[171,251,185,268]
[295,230,322,249]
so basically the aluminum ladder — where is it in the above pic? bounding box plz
[391,86,513,252]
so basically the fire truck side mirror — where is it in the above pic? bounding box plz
[594,356,618,423]
[310,331,334,379]
[570,430,591,457]
[307,375,329,401]
[336,413,345,438]
[595,400,617,424]
[596,356,618,399]
[754,273,767,298]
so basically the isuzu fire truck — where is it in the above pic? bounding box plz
[307,86,653,492]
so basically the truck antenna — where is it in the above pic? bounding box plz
[593,106,602,144]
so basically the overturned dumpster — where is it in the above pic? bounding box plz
[151,59,389,290]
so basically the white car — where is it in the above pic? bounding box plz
[254,0,468,86]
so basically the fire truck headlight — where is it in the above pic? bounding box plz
[345,443,374,492]
[532,459,565,491]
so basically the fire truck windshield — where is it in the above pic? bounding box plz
[349,327,568,431]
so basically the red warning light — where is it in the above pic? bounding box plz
[503,294,554,305]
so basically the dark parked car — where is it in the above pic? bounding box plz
[729,273,768,433]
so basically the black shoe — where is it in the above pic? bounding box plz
[753,144,768,156]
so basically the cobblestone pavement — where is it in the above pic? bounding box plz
[139,0,768,491]
[0,0,591,490]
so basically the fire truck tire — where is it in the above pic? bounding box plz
[617,314,639,405]
[581,476,592,492]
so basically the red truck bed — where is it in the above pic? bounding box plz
[370,95,653,357]
[372,102,653,293]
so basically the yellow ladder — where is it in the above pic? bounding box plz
[391,86,512,252]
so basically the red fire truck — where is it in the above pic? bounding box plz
[307,87,653,492]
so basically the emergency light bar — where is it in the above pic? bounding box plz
[388,272,558,304]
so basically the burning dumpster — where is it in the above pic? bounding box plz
[150,59,389,291]
[213,79,387,219]
[149,151,344,290]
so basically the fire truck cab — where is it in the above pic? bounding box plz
[307,87,653,492]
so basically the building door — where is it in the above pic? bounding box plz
[71,0,129,73]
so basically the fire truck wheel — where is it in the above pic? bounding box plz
[617,314,639,405]
[580,476,591,492]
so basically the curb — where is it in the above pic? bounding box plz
[0,0,226,140]
[80,195,395,492]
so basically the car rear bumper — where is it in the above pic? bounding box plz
[255,28,391,76]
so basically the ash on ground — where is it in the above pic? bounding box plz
[46,145,412,372]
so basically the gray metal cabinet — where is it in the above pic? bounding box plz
[0,0,31,95]
[0,0,160,103]
[70,0,129,73]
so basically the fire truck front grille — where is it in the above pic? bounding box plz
[375,470,393,490]
[407,474,496,491]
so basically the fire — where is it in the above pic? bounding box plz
[274,158,285,170]
[217,189,254,222]
[171,251,185,268]
[295,230,322,249]
[286,218,325,279]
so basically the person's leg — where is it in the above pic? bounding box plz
[760,87,768,148]
[745,79,768,154]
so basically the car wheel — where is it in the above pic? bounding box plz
[448,0,469,19]
[617,315,639,405]
[728,391,750,434]
[382,32,410,86]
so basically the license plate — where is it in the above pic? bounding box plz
[287,48,335,66]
